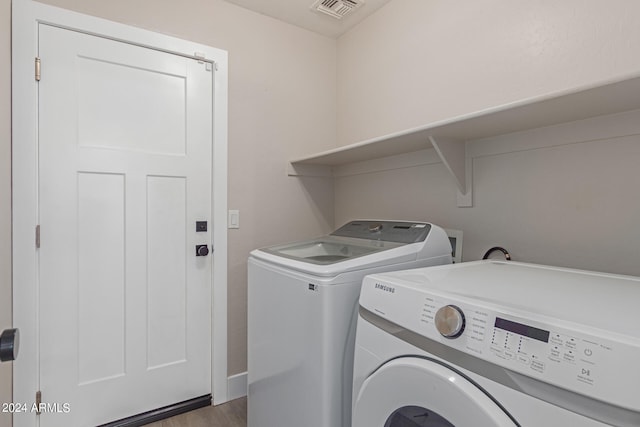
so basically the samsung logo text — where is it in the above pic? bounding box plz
[374,283,395,293]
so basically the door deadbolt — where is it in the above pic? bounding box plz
[196,245,210,256]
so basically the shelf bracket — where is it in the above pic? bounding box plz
[429,136,472,207]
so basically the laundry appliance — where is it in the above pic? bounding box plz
[352,260,640,427]
[247,220,453,427]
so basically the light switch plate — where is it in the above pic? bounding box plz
[228,210,239,229]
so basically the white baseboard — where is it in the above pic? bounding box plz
[227,371,247,401]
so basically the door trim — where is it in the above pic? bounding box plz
[11,2,229,424]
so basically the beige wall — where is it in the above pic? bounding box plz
[337,0,640,145]
[334,0,640,276]
[1,0,12,423]
[335,111,640,275]
[1,0,336,416]
[0,0,12,427]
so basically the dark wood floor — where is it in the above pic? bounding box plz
[145,397,247,427]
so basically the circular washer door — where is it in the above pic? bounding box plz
[353,357,518,427]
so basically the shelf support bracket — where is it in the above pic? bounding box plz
[429,136,472,207]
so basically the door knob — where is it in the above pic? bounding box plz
[0,328,19,362]
[196,245,210,256]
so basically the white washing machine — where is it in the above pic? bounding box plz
[353,261,640,427]
[248,220,453,427]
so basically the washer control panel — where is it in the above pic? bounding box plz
[331,220,432,243]
[361,278,640,413]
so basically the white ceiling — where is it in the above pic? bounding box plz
[222,0,392,38]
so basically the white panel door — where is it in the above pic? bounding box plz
[37,24,213,426]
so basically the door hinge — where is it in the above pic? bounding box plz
[35,57,41,81]
[35,390,42,414]
[35,225,40,249]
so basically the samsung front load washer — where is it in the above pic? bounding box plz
[247,220,453,427]
[353,261,640,427]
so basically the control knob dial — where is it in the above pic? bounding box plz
[434,305,465,338]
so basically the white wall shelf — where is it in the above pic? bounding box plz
[288,73,640,207]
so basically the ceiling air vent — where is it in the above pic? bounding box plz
[312,0,364,20]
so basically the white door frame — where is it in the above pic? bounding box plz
[12,1,229,424]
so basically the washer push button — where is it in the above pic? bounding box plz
[550,334,563,346]
[530,358,545,373]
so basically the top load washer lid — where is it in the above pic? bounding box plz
[251,221,450,277]
[264,236,397,265]
[259,221,432,266]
